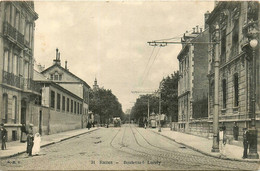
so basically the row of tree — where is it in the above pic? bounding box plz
[89,88,124,124]
[130,71,179,123]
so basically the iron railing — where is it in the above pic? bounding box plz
[3,22,28,48]
[2,70,40,93]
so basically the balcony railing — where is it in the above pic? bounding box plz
[2,70,40,93]
[3,22,27,48]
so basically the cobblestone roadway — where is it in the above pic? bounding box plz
[0,124,259,170]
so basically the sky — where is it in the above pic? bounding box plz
[34,1,215,112]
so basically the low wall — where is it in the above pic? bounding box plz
[49,109,82,134]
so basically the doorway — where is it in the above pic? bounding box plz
[21,100,26,124]
[39,110,42,135]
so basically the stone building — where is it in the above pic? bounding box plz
[40,49,91,129]
[206,1,260,145]
[0,1,39,141]
[177,27,209,132]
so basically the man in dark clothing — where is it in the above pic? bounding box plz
[233,122,239,141]
[1,123,7,150]
[242,128,249,159]
[26,124,34,156]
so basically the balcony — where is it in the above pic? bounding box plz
[2,70,40,93]
[3,22,28,49]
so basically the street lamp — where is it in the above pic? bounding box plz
[248,38,259,159]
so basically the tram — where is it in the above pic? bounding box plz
[113,117,121,127]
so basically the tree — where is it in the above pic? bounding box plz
[89,88,124,124]
[160,71,179,122]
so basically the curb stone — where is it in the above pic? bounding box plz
[149,129,260,163]
[0,128,100,159]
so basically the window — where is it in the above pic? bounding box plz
[59,74,62,80]
[4,50,9,72]
[234,74,239,107]
[80,104,82,114]
[74,101,77,114]
[71,100,73,113]
[232,21,239,56]
[12,96,17,123]
[3,94,8,123]
[57,93,61,110]
[13,54,18,75]
[222,79,227,109]
[51,91,55,108]
[4,3,11,23]
[15,11,20,30]
[50,74,53,80]
[54,74,59,80]
[62,96,65,111]
[67,98,70,112]
[77,102,79,114]
[19,57,23,76]
[221,29,226,63]
[24,61,29,78]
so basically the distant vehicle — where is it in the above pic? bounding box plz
[113,117,121,127]
[150,119,156,128]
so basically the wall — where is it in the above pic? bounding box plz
[49,109,81,134]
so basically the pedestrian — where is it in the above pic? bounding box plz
[233,122,239,141]
[32,133,41,156]
[219,125,227,156]
[242,128,249,159]
[20,124,27,143]
[87,121,91,130]
[26,124,34,156]
[1,123,7,150]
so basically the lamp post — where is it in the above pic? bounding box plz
[248,38,259,159]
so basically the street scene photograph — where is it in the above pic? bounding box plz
[0,0,260,170]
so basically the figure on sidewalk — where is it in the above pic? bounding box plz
[20,124,27,143]
[219,125,227,156]
[1,123,7,150]
[32,133,41,156]
[26,124,34,156]
[242,128,249,159]
[233,122,239,141]
[87,121,91,130]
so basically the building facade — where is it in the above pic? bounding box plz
[207,1,260,144]
[177,27,209,132]
[0,1,39,141]
[40,49,90,129]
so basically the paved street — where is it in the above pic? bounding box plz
[0,124,259,170]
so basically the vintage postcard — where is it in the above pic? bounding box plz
[0,0,260,170]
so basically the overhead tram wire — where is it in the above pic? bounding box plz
[141,46,162,85]
[140,46,156,86]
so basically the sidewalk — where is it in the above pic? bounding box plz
[149,128,260,163]
[0,127,99,159]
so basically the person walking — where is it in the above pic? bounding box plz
[32,133,41,156]
[219,125,227,156]
[242,128,249,159]
[26,124,34,156]
[87,121,91,130]
[1,123,7,150]
[233,122,239,141]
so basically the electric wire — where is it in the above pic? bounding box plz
[142,46,162,85]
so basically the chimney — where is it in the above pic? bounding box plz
[196,25,199,33]
[65,60,68,70]
[204,11,210,29]
[200,28,203,33]
[53,48,61,65]
[192,27,195,33]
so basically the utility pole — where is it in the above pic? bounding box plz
[158,82,162,132]
[131,90,157,128]
[148,98,150,127]
[211,24,220,152]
